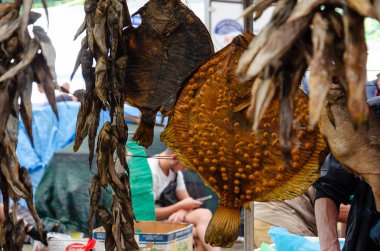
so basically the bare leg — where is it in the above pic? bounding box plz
[184,208,221,251]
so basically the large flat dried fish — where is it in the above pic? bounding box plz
[124,0,214,147]
[162,33,326,247]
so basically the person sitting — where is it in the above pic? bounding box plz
[147,148,221,251]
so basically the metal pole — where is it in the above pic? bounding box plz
[242,0,253,32]
[244,202,255,251]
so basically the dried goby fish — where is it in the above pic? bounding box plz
[162,33,326,247]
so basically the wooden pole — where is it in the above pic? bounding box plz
[242,0,253,32]
[244,202,255,251]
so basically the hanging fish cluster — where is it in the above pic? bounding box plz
[237,0,380,154]
[0,0,56,250]
[72,0,138,249]
[161,33,327,248]
[237,0,380,212]
[124,0,214,147]
[72,0,213,249]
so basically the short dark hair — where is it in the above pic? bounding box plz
[73,89,86,102]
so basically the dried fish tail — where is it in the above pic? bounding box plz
[205,206,242,248]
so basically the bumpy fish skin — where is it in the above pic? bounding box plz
[162,33,326,247]
[124,0,214,147]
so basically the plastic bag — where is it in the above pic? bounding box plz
[269,226,345,251]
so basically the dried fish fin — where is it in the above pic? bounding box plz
[71,36,88,81]
[343,9,369,126]
[133,109,156,147]
[40,0,49,27]
[74,18,87,41]
[205,206,241,248]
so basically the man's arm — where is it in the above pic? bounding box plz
[315,197,341,251]
[155,197,203,220]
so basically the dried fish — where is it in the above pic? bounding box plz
[88,175,101,237]
[343,8,368,126]
[162,33,326,247]
[125,0,214,147]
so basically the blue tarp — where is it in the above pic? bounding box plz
[16,101,145,194]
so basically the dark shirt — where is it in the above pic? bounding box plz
[314,155,380,251]
[56,94,73,102]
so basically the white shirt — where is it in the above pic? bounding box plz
[148,156,186,201]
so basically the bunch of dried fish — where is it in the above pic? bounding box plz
[236,0,380,214]
[161,33,326,247]
[72,0,214,248]
[72,0,137,248]
[0,0,57,249]
[124,0,214,147]
[237,0,380,154]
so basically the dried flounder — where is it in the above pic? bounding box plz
[162,33,326,247]
[124,0,214,147]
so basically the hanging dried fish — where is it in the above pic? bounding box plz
[162,33,326,247]
[343,8,368,127]
[124,0,214,147]
[0,1,57,249]
[319,83,380,211]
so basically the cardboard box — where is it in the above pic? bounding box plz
[94,221,193,251]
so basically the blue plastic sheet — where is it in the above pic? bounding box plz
[269,226,345,251]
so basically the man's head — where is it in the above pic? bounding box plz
[161,148,187,173]
[376,73,380,90]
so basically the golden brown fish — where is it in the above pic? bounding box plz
[162,33,326,247]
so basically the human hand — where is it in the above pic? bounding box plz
[25,224,48,246]
[178,197,203,210]
[168,209,188,223]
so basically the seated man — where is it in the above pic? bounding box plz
[148,148,221,251]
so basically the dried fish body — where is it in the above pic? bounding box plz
[93,0,109,55]
[343,8,368,127]
[124,0,214,147]
[19,166,44,242]
[88,175,101,237]
[162,33,326,247]
[319,83,380,211]
[97,205,116,251]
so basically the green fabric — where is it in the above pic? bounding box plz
[127,141,156,221]
[35,153,112,235]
